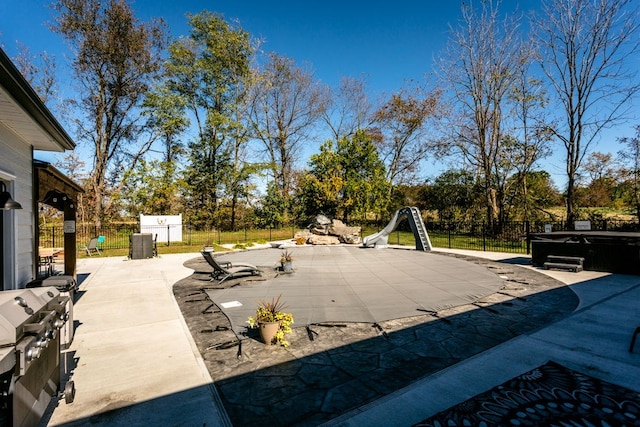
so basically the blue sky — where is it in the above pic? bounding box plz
[0,1,469,93]
[0,0,636,188]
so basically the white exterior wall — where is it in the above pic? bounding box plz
[0,122,34,289]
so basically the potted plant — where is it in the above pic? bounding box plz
[280,249,294,273]
[203,240,214,252]
[247,294,294,346]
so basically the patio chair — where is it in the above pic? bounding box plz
[200,250,261,283]
[81,237,101,256]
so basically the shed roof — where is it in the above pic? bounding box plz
[0,47,75,152]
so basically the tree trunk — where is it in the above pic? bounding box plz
[565,175,576,230]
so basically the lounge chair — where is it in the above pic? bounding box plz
[81,237,101,256]
[200,250,262,283]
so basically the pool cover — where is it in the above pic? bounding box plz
[204,246,505,334]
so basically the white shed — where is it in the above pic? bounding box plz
[140,214,183,244]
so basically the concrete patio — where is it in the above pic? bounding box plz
[39,246,640,426]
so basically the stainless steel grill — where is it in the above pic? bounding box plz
[0,287,72,426]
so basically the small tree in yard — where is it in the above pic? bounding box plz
[300,130,390,223]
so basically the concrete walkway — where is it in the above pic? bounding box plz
[41,247,640,426]
[42,253,230,427]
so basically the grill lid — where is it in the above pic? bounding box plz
[0,288,61,346]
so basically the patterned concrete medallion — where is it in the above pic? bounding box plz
[414,361,640,427]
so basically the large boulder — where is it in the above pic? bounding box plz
[311,214,332,235]
[308,234,340,245]
[329,219,362,244]
[294,230,313,244]
[302,215,362,244]
[339,232,362,245]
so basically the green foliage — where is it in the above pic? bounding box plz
[298,140,343,219]
[162,11,254,228]
[246,295,294,347]
[299,130,390,222]
[420,169,483,222]
[501,170,561,222]
[254,181,290,227]
[117,158,183,217]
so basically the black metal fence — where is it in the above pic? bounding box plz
[424,219,640,254]
[39,223,299,252]
[39,219,640,255]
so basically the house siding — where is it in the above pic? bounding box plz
[0,122,35,288]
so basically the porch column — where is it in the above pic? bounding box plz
[63,198,77,279]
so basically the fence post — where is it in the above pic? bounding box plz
[448,222,452,249]
[482,221,487,251]
[525,220,531,255]
[244,226,248,242]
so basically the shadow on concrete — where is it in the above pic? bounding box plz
[496,256,533,265]
[210,286,577,426]
[41,383,224,427]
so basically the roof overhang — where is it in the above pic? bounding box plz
[35,160,84,209]
[0,47,75,152]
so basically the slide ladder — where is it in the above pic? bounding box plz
[362,206,432,251]
[404,207,432,251]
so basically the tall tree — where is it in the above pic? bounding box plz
[437,0,525,226]
[504,57,553,221]
[372,80,440,186]
[533,0,640,227]
[163,11,253,228]
[141,84,188,215]
[321,76,372,142]
[51,0,167,226]
[143,84,188,166]
[618,126,640,221]
[13,43,58,106]
[224,66,262,230]
[248,53,327,219]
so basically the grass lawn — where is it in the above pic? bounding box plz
[75,226,530,258]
